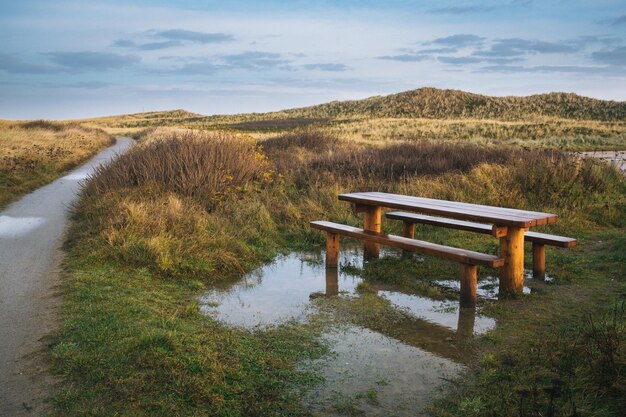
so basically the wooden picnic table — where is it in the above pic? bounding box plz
[338,192,559,295]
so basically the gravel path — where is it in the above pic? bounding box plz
[0,137,133,416]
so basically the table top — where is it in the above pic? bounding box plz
[338,192,558,228]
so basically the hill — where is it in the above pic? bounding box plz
[272,88,626,121]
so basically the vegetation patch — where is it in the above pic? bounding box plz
[53,127,625,416]
[0,120,112,208]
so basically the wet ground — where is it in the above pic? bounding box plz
[0,137,134,416]
[200,246,504,416]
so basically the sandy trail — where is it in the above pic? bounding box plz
[0,137,133,416]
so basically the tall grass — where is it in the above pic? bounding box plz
[85,130,272,210]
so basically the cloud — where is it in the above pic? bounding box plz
[45,52,140,71]
[157,51,293,75]
[592,46,626,66]
[113,29,234,51]
[154,29,234,44]
[138,40,183,50]
[221,51,291,70]
[437,56,483,65]
[303,63,350,72]
[428,34,486,48]
[613,15,626,25]
[113,39,136,47]
[377,53,430,62]
[0,54,59,74]
[480,64,622,75]
[429,6,496,14]
[42,81,113,89]
[473,38,578,57]
[168,61,224,75]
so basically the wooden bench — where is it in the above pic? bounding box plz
[385,211,576,280]
[310,220,504,307]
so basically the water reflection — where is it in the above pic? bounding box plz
[302,325,462,417]
[199,247,498,416]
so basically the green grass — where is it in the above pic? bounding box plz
[431,230,626,417]
[52,252,327,416]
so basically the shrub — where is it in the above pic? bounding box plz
[85,130,273,210]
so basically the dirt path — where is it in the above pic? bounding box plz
[0,137,133,416]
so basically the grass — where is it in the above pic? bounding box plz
[75,88,626,151]
[431,230,626,417]
[51,127,625,416]
[0,120,113,208]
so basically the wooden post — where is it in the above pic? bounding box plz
[401,221,415,258]
[326,232,340,268]
[363,206,382,260]
[456,305,476,340]
[325,268,339,296]
[499,226,526,295]
[402,221,415,239]
[459,263,477,308]
[532,242,546,280]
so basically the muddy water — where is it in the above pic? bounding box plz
[200,246,500,416]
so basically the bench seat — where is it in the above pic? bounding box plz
[311,221,504,268]
[385,211,576,280]
[386,212,577,248]
[311,220,505,307]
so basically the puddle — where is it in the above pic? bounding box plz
[434,276,531,299]
[199,246,502,415]
[380,291,495,335]
[302,325,462,417]
[199,251,363,327]
[61,171,90,181]
[0,215,46,238]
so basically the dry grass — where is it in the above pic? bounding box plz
[85,129,272,211]
[321,117,626,149]
[0,120,113,208]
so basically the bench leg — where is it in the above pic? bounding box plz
[532,242,546,280]
[459,263,477,308]
[326,232,340,268]
[499,226,526,296]
[401,221,415,258]
[363,206,382,260]
[456,305,476,339]
[325,268,339,296]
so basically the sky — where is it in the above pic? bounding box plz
[0,0,625,119]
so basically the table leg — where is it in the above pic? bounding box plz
[499,226,526,295]
[363,206,382,259]
[325,268,339,296]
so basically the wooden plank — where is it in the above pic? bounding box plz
[340,193,537,227]
[340,192,558,227]
[310,221,504,268]
[369,192,557,221]
[386,212,576,248]
[525,231,577,248]
[360,192,559,226]
[387,212,493,234]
